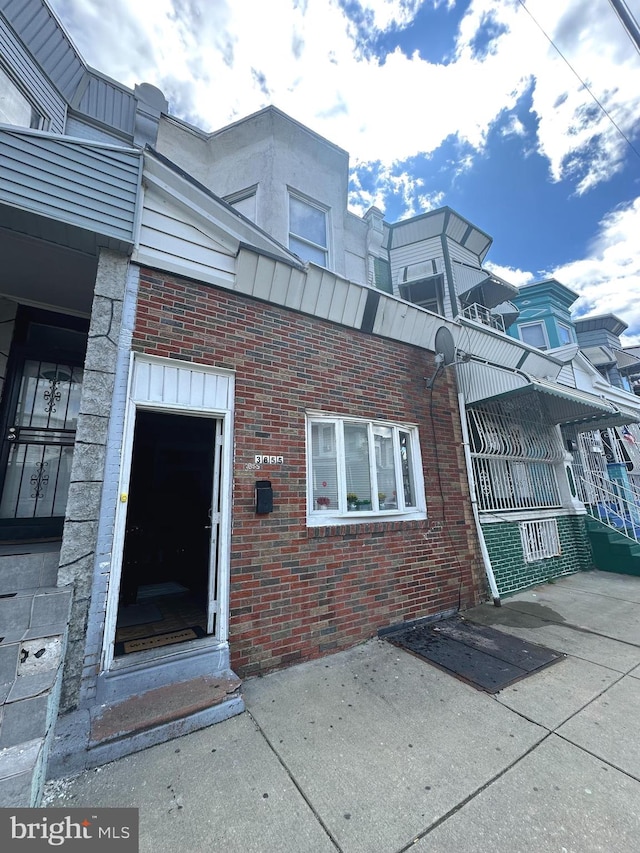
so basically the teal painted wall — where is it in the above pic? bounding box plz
[506,280,577,349]
[481,515,593,596]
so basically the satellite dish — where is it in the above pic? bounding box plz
[434,327,456,366]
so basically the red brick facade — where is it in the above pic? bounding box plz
[133,268,486,676]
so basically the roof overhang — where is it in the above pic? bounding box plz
[467,376,640,429]
[458,273,519,310]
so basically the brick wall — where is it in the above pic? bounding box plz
[133,268,486,676]
[481,515,593,596]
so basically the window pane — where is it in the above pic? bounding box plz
[558,324,572,345]
[399,431,416,507]
[520,323,547,349]
[374,426,396,508]
[0,66,40,128]
[344,423,372,510]
[289,235,327,266]
[289,196,327,246]
[311,423,338,510]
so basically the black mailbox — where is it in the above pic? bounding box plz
[255,480,273,514]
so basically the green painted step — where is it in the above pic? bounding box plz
[585,517,640,576]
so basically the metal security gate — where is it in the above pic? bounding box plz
[0,310,87,540]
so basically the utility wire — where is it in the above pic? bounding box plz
[607,0,640,59]
[517,0,640,163]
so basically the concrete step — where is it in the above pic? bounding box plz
[0,574,70,807]
[50,672,245,776]
[0,738,46,807]
[0,627,67,806]
[0,547,60,595]
[0,586,72,639]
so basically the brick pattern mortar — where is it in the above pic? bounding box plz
[133,269,486,676]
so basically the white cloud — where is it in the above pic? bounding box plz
[48,0,640,334]
[484,262,536,288]
[551,196,640,341]
[49,0,640,194]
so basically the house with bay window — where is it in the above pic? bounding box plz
[506,282,640,575]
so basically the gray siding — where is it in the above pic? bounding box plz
[0,14,66,132]
[1,0,136,137]
[76,75,137,136]
[0,130,141,245]
[0,0,85,101]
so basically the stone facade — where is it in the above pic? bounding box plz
[57,249,130,711]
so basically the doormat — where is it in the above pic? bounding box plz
[136,582,189,600]
[115,625,206,656]
[116,603,162,628]
[385,616,563,693]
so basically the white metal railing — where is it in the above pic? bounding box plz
[460,303,505,332]
[580,471,640,544]
[468,406,565,460]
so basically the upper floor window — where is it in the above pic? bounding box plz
[557,323,573,346]
[519,321,548,350]
[289,193,328,266]
[307,414,426,525]
[399,275,444,315]
[0,65,44,130]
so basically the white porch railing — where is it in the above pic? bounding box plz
[460,303,505,332]
[580,471,640,544]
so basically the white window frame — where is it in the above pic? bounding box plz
[519,518,561,562]
[557,322,573,346]
[306,413,426,526]
[518,321,549,350]
[288,190,329,267]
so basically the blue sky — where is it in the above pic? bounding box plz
[50,0,640,340]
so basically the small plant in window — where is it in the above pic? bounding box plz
[347,492,358,510]
[378,492,386,504]
[316,496,330,509]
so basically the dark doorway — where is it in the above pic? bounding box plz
[115,410,218,656]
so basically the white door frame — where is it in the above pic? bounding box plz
[101,354,234,671]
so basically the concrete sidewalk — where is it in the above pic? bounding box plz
[44,571,640,852]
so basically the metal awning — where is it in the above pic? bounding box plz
[491,300,520,328]
[467,376,640,429]
[458,273,519,311]
[582,345,640,375]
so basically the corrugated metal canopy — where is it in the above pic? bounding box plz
[458,273,519,310]
[583,345,640,374]
[468,377,640,429]
[615,349,640,373]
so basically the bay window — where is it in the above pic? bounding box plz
[307,415,425,523]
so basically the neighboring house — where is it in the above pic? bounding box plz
[507,280,640,572]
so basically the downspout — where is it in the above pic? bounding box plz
[457,390,501,606]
